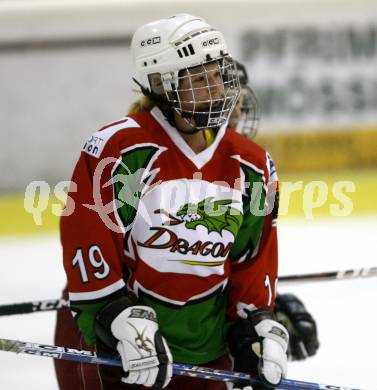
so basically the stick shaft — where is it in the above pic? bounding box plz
[279,266,377,284]
[0,299,68,316]
[1,266,376,316]
[0,338,362,390]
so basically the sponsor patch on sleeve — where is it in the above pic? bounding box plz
[82,117,140,158]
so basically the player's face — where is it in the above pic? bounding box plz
[177,62,225,112]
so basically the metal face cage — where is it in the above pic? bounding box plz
[161,55,241,129]
[236,85,260,139]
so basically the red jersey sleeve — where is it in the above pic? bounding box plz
[227,152,279,320]
[61,153,126,301]
[60,117,142,344]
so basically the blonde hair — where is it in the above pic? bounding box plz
[127,93,156,115]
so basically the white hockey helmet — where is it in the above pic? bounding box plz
[131,14,240,129]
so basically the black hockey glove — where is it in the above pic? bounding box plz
[95,292,172,388]
[275,293,319,360]
[227,309,289,390]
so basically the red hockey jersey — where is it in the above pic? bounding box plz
[61,106,279,364]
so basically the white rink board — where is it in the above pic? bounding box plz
[0,218,376,389]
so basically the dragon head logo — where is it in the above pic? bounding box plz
[155,197,242,238]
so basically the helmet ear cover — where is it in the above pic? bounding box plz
[131,74,177,128]
[133,74,171,111]
[148,73,165,96]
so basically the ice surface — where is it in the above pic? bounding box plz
[0,217,376,389]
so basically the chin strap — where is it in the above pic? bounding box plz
[181,105,225,130]
[132,77,151,97]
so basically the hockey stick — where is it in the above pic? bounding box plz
[279,266,377,284]
[0,338,361,390]
[1,267,375,317]
[0,298,68,316]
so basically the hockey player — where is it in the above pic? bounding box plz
[229,60,319,362]
[57,14,289,390]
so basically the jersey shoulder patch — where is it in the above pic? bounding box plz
[82,117,140,158]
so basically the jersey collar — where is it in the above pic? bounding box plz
[150,106,227,170]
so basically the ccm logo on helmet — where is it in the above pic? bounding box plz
[140,36,161,47]
[202,38,220,47]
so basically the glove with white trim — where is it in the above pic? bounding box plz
[275,293,319,360]
[228,309,289,389]
[95,293,172,388]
